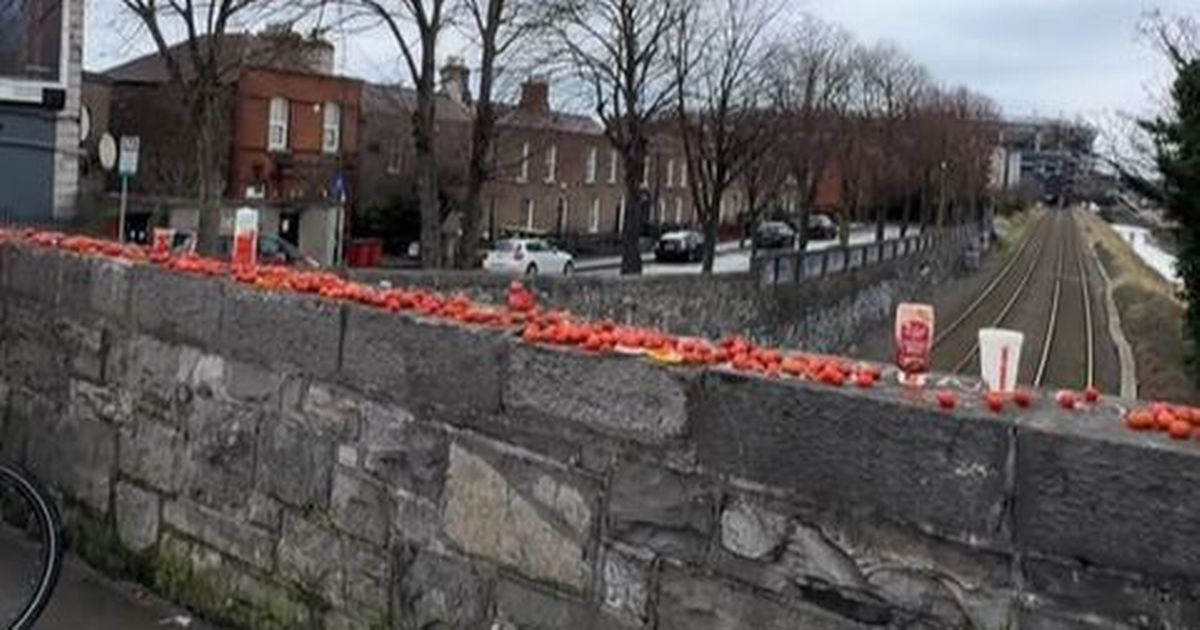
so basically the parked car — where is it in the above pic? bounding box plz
[753,221,796,250]
[483,238,575,276]
[215,234,320,268]
[807,213,838,240]
[655,230,705,263]
[171,231,320,268]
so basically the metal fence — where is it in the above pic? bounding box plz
[751,225,977,288]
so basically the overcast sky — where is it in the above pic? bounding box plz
[84,0,1197,123]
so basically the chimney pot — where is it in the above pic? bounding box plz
[519,78,550,114]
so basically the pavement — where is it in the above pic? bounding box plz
[0,529,216,630]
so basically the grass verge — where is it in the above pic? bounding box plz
[1077,211,1199,404]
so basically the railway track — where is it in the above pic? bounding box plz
[932,212,1052,374]
[1033,210,1096,390]
[933,210,1098,391]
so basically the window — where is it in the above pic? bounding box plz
[679,161,687,188]
[589,197,600,233]
[556,197,568,233]
[675,197,683,223]
[545,144,557,183]
[386,140,402,175]
[618,196,626,232]
[666,159,675,188]
[522,198,535,228]
[586,147,598,183]
[268,97,289,151]
[518,142,530,182]
[526,239,549,252]
[609,149,618,183]
[322,102,341,153]
[657,199,665,224]
[642,160,650,187]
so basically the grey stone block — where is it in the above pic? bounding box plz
[396,548,492,629]
[720,500,790,560]
[115,481,160,552]
[1016,423,1200,580]
[163,499,275,571]
[340,306,505,411]
[58,252,132,322]
[505,345,691,443]
[69,378,131,426]
[657,566,868,630]
[218,285,342,377]
[223,358,283,404]
[608,460,715,560]
[691,372,1011,544]
[119,420,185,493]
[441,442,595,590]
[4,245,61,306]
[3,298,69,396]
[257,416,334,509]
[130,264,222,347]
[1021,550,1200,627]
[296,381,369,440]
[25,403,116,512]
[277,512,345,602]
[360,419,448,500]
[494,576,636,630]
[330,467,390,547]
[601,545,652,625]
[180,398,260,509]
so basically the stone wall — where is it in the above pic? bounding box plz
[350,238,961,355]
[3,241,1200,629]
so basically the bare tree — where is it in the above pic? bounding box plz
[766,15,855,251]
[361,0,449,268]
[457,0,534,267]
[119,0,288,253]
[670,0,777,273]
[544,0,684,275]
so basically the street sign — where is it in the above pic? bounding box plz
[98,133,116,171]
[119,136,140,176]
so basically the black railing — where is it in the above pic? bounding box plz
[751,225,977,287]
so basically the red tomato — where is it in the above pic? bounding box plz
[1056,391,1077,410]
[985,392,1004,413]
[1169,420,1192,440]
[936,391,958,410]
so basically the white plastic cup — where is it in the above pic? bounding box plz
[978,328,1024,393]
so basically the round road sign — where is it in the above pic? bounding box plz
[98,132,116,171]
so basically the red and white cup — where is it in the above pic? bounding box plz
[978,328,1023,393]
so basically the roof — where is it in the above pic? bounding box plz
[102,33,334,84]
[361,83,473,124]
[495,104,603,136]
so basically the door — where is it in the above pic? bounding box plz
[279,212,301,246]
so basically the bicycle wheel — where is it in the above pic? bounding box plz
[0,463,63,630]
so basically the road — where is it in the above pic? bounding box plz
[927,209,1122,392]
[0,528,215,630]
[577,225,916,277]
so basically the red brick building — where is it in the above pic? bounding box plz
[90,31,359,264]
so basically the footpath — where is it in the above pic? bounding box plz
[0,535,216,630]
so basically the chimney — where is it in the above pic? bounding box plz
[440,56,471,105]
[519,77,550,114]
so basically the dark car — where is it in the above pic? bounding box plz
[655,230,705,263]
[807,213,838,240]
[213,234,320,268]
[753,221,796,250]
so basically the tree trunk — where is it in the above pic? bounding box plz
[900,193,913,237]
[620,143,646,275]
[195,97,221,256]
[874,203,886,243]
[460,99,495,269]
[414,93,441,268]
[700,189,721,274]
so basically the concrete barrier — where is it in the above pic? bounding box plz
[1,241,1197,629]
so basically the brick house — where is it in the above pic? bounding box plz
[358,63,700,248]
[89,30,359,264]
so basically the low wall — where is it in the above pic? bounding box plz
[2,242,1199,629]
[350,234,964,355]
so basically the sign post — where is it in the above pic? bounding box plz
[117,136,140,243]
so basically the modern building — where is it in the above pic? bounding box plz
[995,116,1097,203]
[0,0,83,223]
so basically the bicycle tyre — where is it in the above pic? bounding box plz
[0,463,64,630]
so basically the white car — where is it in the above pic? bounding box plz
[483,239,575,276]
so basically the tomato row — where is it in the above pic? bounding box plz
[0,228,1160,434]
[1125,402,1200,440]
